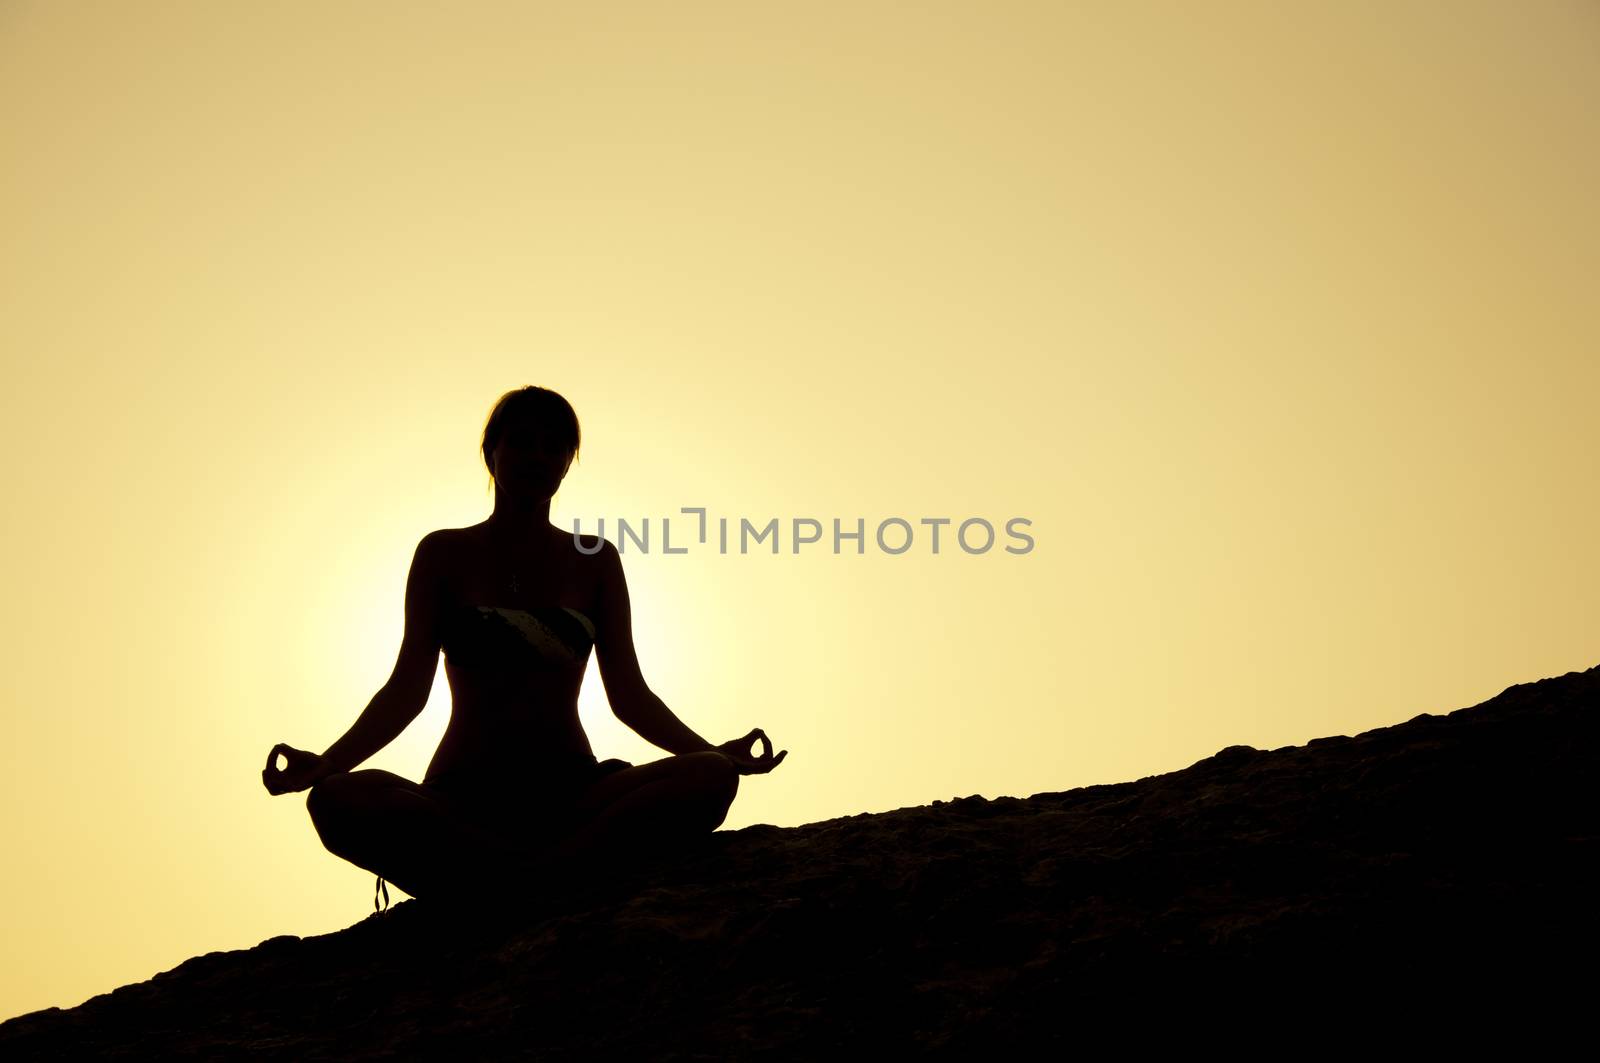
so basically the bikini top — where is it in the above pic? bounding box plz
[441,603,597,671]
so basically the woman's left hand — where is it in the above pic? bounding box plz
[714,728,787,775]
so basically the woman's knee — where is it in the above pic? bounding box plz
[685,751,739,806]
[305,774,346,839]
[305,769,386,831]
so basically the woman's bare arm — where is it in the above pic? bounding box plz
[316,532,445,775]
[591,538,717,755]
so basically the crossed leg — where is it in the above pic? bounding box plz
[305,769,523,900]
[535,750,740,870]
[306,751,741,899]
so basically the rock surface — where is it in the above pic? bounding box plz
[5,664,1597,1057]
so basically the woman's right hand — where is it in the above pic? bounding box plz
[262,743,330,795]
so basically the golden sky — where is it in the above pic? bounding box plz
[3,0,1597,1020]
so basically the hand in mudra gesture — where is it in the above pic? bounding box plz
[715,728,787,775]
[262,743,329,795]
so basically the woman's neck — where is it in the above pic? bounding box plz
[487,489,554,539]
[485,514,556,548]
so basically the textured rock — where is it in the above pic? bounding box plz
[5,664,1597,1057]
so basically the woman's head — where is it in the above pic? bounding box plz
[481,386,581,498]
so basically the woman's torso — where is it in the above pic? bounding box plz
[424,523,604,791]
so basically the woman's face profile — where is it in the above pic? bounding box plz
[492,421,573,499]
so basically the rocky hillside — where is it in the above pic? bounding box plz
[5,664,1597,1057]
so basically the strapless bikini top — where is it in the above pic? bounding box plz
[441,603,597,670]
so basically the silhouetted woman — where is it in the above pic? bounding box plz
[261,386,787,908]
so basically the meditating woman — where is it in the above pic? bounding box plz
[260,385,787,908]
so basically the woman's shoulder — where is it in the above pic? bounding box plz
[423,525,475,553]
[429,522,608,559]
[572,531,606,553]
[417,527,490,587]
[416,527,471,589]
